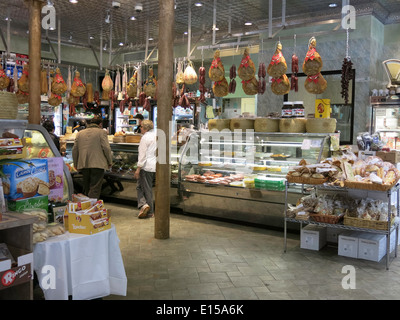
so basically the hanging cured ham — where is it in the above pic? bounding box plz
[304,73,327,94]
[127,70,138,98]
[0,64,10,90]
[271,74,290,95]
[213,77,229,97]
[209,50,225,82]
[267,42,287,78]
[51,68,67,95]
[17,65,29,93]
[242,77,259,95]
[238,47,256,81]
[302,37,323,76]
[144,67,157,98]
[48,93,62,106]
[71,70,86,97]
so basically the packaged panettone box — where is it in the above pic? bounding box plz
[2,158,49,201]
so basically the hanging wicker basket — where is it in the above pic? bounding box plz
[0,91,18,119]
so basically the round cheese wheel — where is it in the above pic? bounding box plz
[208,119,231,131]
[230,118,255,131]
[254,118,279,132]
[279,118,307,133]
[306,118,337,133]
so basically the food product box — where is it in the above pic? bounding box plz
[47,157,64,202]
[67,208,111,235]
[326,227,344,244]
[300,224,327,251]
[0,245,33,291]
[7,195,49,212]
[2,158,49,201]
[0,138,27,160]
[357,230,396,262]
[376,151,400,165]
[338,231,361,258]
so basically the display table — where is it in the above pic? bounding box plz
[33,224,127,300]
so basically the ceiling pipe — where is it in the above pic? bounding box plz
[282,0,286,26]
[187,0,191,59]
[58,19,61,64]
[269,0,273,38]
[212,0,216,45]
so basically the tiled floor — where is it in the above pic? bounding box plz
[102,202,400,300]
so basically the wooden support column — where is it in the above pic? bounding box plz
[27,0,43,124]
[155,0,174,239]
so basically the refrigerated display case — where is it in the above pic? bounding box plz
[178,131,339,228]
[370,98,400,150]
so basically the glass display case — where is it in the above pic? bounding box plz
[178,131,339,228]
[370,99,400,150]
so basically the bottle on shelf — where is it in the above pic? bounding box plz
[293,101,305,117]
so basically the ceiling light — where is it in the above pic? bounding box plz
[119,42,124,46]
[4,17,10,21]
[329,3,337,7]
[47,0,54,7]
[244,22,252,26]
[105,11,111,24]
[194,2,203,6]
[130,16,136,20]
[148,37,154,41]
[89,36,95,40]
[69,0,78,4]
[49,27,55,31]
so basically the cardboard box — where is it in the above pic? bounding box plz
[7,195,48,212]
[326,227,345,244]
[0,245,33,291]
[47,157,64,202]
[357,230,396,262]
[338,231,361,258]
[67,208,111,235]
[376,151,400,164]
[300,224,327,251]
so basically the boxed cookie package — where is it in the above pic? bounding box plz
[2,158,49,201]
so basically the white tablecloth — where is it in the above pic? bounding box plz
[33,224,127,300]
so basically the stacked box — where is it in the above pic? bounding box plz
[300,224,327,251]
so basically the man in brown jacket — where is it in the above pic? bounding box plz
[72,116,113,199]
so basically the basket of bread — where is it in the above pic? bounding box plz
[286,152,400,190]
[113,131,126,143]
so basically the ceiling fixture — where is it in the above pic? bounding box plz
[194,2,203,6]
[148,37,154,41]
[329,3,337,7]
[89,35,95,40]
[244,22,252,26]
[184,31,188,35]
[47,0,54,7]
[69,0,78,4]
[68,33,73,42]
[130,16,136,20]
[119,42,124,46]
[105,11,111,24]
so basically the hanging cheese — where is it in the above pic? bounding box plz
[0,65,10,90]
[254,118,279,132]
[144,67,157,98]
[208,119,231,131]
[238,47,256,81]
[209,50,225,82]
[51,68,67,95]
[86,83,94,103]
[17,65,29,92]
[176,61,185,85]
[71,71,86,97]
[40,69,48,95]
[229,118,255,131]
[279,118,307,133]
[183,61,198,85]
[102,69,113,92]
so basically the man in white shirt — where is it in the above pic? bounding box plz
[134,120,156,218]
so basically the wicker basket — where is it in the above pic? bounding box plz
[343,215,395,230]
[343,180,395,191]
[112,136,126,143]
[126,134,142,143]
[286,175,328,185]
[310,213,344,224]
[0,91,18,119]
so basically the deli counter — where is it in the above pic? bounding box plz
[178,131,339,229]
